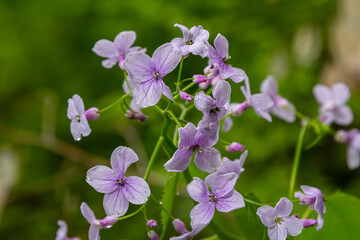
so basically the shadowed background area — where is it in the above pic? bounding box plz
[1,0,360,239]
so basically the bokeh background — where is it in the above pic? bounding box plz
[1,0,360,239]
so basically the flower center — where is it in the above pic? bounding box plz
[209,194,217,203]
[116,178,126,186]
[75,115,80,122]
[222,56,231,64]
[191,145,201,153]
[210,107,220,114]
[154,71,161,80]
[186,40,193,45]
[274,217,283,224]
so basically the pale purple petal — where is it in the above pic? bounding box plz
[261,76,278,96]
[196,122,220,148]
[332,82,350,105]
[89,224,100,240]
[334,105,353,126]
[211,173,237,198]
[300,185,321,196]
[216,190,245,212]
[103,188,129,217]
[178,123,197,148]
[204,172,217,188]
[187,41,208,58]
[190,25,209,42]
[256,109,273,122]
[190,201,215,228]
[194,91,215,115]
[274,197,293,217]
[123,176,150,204]
[92,40,118,58]
[171,37,186,50]
[174,23,190,40]
[268,224,287,240]
[160,81,174,101]
[86,166,118,193]
[80,202,97,224]
[229,67,247,83]
[283,217,303,236]
[56,220,67,240]
[101,57,118,69]
[250,93,273,110]
[347,146,360,170]
[110,146,139,177]
[152,43,182,75]
[256,205,276,227]
[67,95,82,119]
[241,77,251,99]
[214,34,229,59]
[70,116,91,141]
[313,84,332,104]
[123,52,154,81]
[187,177,211,202]
[316,212,324,231]
[272,102,296,123]
[222,116,233,132]
[164,148,193,172]
[133,79,164,108]
[194,147,221,173]
[114,31,136,52]
[213,81,231,107]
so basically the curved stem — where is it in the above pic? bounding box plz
[97,92,131,113]
[176,57,184,87]
[117,202,147,220]
[144,136,164,181]
[288,122,308,199]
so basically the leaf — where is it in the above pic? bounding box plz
[160,173,178,239]
[300,191,360,240]
[233,193,268,240]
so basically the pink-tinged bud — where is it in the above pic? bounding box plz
[300,218,317,228]
[85,107,100,120]
[179,91,192,101]
[172,218,189,235]
[290,214,299,218]
[226,142,245,152]
[125,110,136,120]
[193,74,207,83]
[199,79,211,89]
[146,219,158,228]
[135,111,147,122]
[147,230,160,240]
[99,216,118,229]
[231,101,249,116]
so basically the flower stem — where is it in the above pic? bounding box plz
[123,70,132,94]
[144,136,164,181]
[288,122,308,199]
[97,92,131,113]
[117,202,147,220]
[176,57,184,87]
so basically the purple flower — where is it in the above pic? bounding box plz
[125,110,147,122]
[147,230,160,240]
[80,202,118,240]
[179,91,192,101]
[92,31,146,70]
[124,43,182,108]
[171,24,209,58]
[188,173,245,228]
[164,122,221,173]
[170,219,206,240]
[67,94,92,141]
[256,198,303,240]
[146,219,158,228]
[208,34,247,83]
[86,146,150,217]
[195,81,231,128]
[313,82,353,125]
[56,220,80,240]
[300,218,318,228]
[205,150,247,187]
[225,142,245,152]
[239,78,274,122]
[294,185,326,230]
[335,129,360,169]
[260,76,296,123]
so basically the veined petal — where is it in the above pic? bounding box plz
[196,122,220,148]
[152,43,182,75]
[213,81,231,107]
[191,25,209,42]
[268,224,287,240]
[161,81,174,101]
[89,224,100,240]
[211,172,237,197]
[110,146,139,177]
[216,190,245,212]
[103,188,129,217]
[274,197,293,217]
[187,177,211,202]
[188,41,208,58]
[123,52,153,81]
[92,40,118,58]
[256,205,276,227]
[214,34,229,59]
[313,84,332,104]
[178,123,197,148]
[123,176,150,204]
[194,147,221,173]
[80,202,97,224]
[164,148,193,172]
[114,31,136,52]
[194,91,215,115]
[174,23,190,40]
[190,201,215,228]
[133,79,164,108]
[86,165,117,193]
[261,75,278,96]
[283,217,303,236]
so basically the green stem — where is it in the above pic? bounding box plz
[243,198,263,207]
[288,122,308,199]
[123,71,132,94]
[174,82,197,100]
[117,202,147,220]
[97,92,131,113]
[167,110,182,127]
[173,105,188,144]
[176,57,185,87]
[144,136,164,181]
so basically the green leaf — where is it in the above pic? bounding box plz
[233,193,268,240]
[301,191,360,240]
[160,173,178,239]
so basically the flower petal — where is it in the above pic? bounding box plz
[110,146,139,177]
[229,67,247,83]
[213,81,231,107]
[214,34,229,59]
[123,52,153,81]
[334,105,353,126]
[190,201,215,228]
[56,220,67,240]
[103,188,129,217]
[101,57,118,69]
[178,123,197,148]
[222,116,233,132]
[313,84,331,104]
[268,224,287,240]
[216,190,245,212]
[152,43,182,75]
[194,91,215,115]
[272,102,296,123]
[86,165,117,193]
[194,147,221,173]
[261,76,278,96]
[256,205,276,227]
[187,177,211,202]
[133,79,164,108]
[174,23,190,40]
[80,202,97,224]
[250,93,273,110]
[164,148,193,172]
[210,172,237,197]
[92,40,118,58]
[347,146,360,170]
[123,176,150,204]
[89,224,100,240]
[283,217,303,236]
[332,82,350,105]
[196,122,220,148]
[161,80,174,101]
[274,197,293,217]
[114,31,136,52]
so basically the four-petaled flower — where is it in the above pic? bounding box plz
[335,129,360,170]
[124,43,182,108]
[187,173,245,228]
[93,31,146,69]
[86,146,150,217]
[257,197,303,240]
[294,185,326,230]
[171,23,209,58]
[81,202,118,240]
[313,82,353,126]
[67,94,91,141]
[164,122,221,173]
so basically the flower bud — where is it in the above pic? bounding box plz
[193,74,207,83]
[146,219,158,228]
[226,142,245,152]
[172,218,189,235]
[179,91,192,101]
[300,218,317,228]
[85,107,100,120]
[99,216,118,229]
[135,111,147,122]
[125,110,136,120]
[147,230,160,240]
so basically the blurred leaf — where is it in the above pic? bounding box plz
[160,173,178,238]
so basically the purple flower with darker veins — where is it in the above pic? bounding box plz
[56,220,80,240]
[208,34,247,83]
[86,146,150,217]
[335,129,360,170]
[188,173,245,228]
[80,202,118,240]
[164,122,221,173]
[93,31,146,70]
[195,81,231,128]
[257,197,303,240]
[260,76,296,123]
[171,23,209,58]
[313,82,353,126]
[294,185,326,230]
[124,43,182,108]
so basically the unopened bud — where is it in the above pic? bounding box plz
[146,219,158,228]
[147,230,160,240]
[99,216,118,229]
[172,218,189,235]
[179,91,192,101]
[226,142,245,152]
[193,75,207,83]
[85,107,100,120]
[231,102,249,116]
[300,218,317,228]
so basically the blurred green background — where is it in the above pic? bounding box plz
[1,0,360,239]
